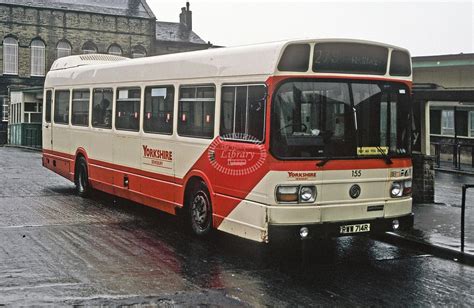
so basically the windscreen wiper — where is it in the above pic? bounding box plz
[376,146,393,165]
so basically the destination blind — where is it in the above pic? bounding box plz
[313,42,388,75]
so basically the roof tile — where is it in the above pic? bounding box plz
[156,21,206,44]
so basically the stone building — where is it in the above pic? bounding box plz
[0,0,211,144]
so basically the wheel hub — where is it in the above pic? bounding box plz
[192,193,208,227]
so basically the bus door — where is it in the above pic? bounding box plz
[139,85,176,209]
[42,89,53,150]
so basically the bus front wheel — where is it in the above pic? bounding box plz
[187,181,213,236]
[75,156,91,197]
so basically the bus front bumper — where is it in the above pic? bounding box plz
[268,213,414,242]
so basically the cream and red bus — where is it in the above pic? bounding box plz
[42,39,414,243]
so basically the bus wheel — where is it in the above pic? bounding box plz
[75,156,90,197]
[187,181,213,236]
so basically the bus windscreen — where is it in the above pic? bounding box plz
[313,43,388,75]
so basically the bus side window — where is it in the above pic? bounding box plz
[92,88,113,129]
[115,87,141,132]
[220,84,266,142]
[71,89,90,127]
[144,85,174,135]
[178,85,215,138]
[54,90,70,124]
[45,90,52,123]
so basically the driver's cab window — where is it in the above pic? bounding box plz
[272,81,354,158]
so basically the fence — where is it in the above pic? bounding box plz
[432,142,474,171]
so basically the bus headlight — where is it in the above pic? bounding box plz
[276,186,299,202]
[276,185,316,203]
[390,182,403,198]
[299,186,316,203]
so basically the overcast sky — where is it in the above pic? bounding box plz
[148,0,473,56]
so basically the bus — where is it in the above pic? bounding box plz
[42,39,414,243]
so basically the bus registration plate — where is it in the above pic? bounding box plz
[340,223,370,234]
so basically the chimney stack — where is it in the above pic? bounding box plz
[179,2,192,31]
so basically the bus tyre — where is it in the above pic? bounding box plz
[187,181,213,236]
[75,156,90,197]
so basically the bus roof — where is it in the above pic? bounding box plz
[45,38,412,88]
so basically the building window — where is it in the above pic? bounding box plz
[54,90,70,124]
[10,102,20,124]
[220,85,266,142]
[57,40,72,58]
[31,39,46,76]
[71,89,90,126]
[3,37,18,75]
[108,44,122,56]
[24,100,42,123]
[441,110,454,136]
[115,88,141,131]
[178,86,215,138]
[131,45,146,58]
[1,96,8,122]
[82,41,98,54]
[144,85,174,135]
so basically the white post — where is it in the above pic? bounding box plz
[420,101,431,155]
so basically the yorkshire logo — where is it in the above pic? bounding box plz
[142,145,173,161]
[208,133,266,176]
[142,145,173,169]
[288,172,317,180]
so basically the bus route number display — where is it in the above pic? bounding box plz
[313,43,388,75]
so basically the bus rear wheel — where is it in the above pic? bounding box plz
[187,181,213,236]
[75,156,91,197]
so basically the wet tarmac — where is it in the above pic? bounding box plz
[435,172,474,208]
[405,171,474,252]
[0,147,473,306]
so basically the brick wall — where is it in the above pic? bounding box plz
[412,153,435,203]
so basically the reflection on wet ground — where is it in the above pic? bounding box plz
[0,147,473,305]
[435,172,474,208]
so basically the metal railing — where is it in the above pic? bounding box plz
[432,142,474,170]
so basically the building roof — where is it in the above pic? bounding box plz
[0,0,155,19]
[156,21,206,44]
[413,53,474,68]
